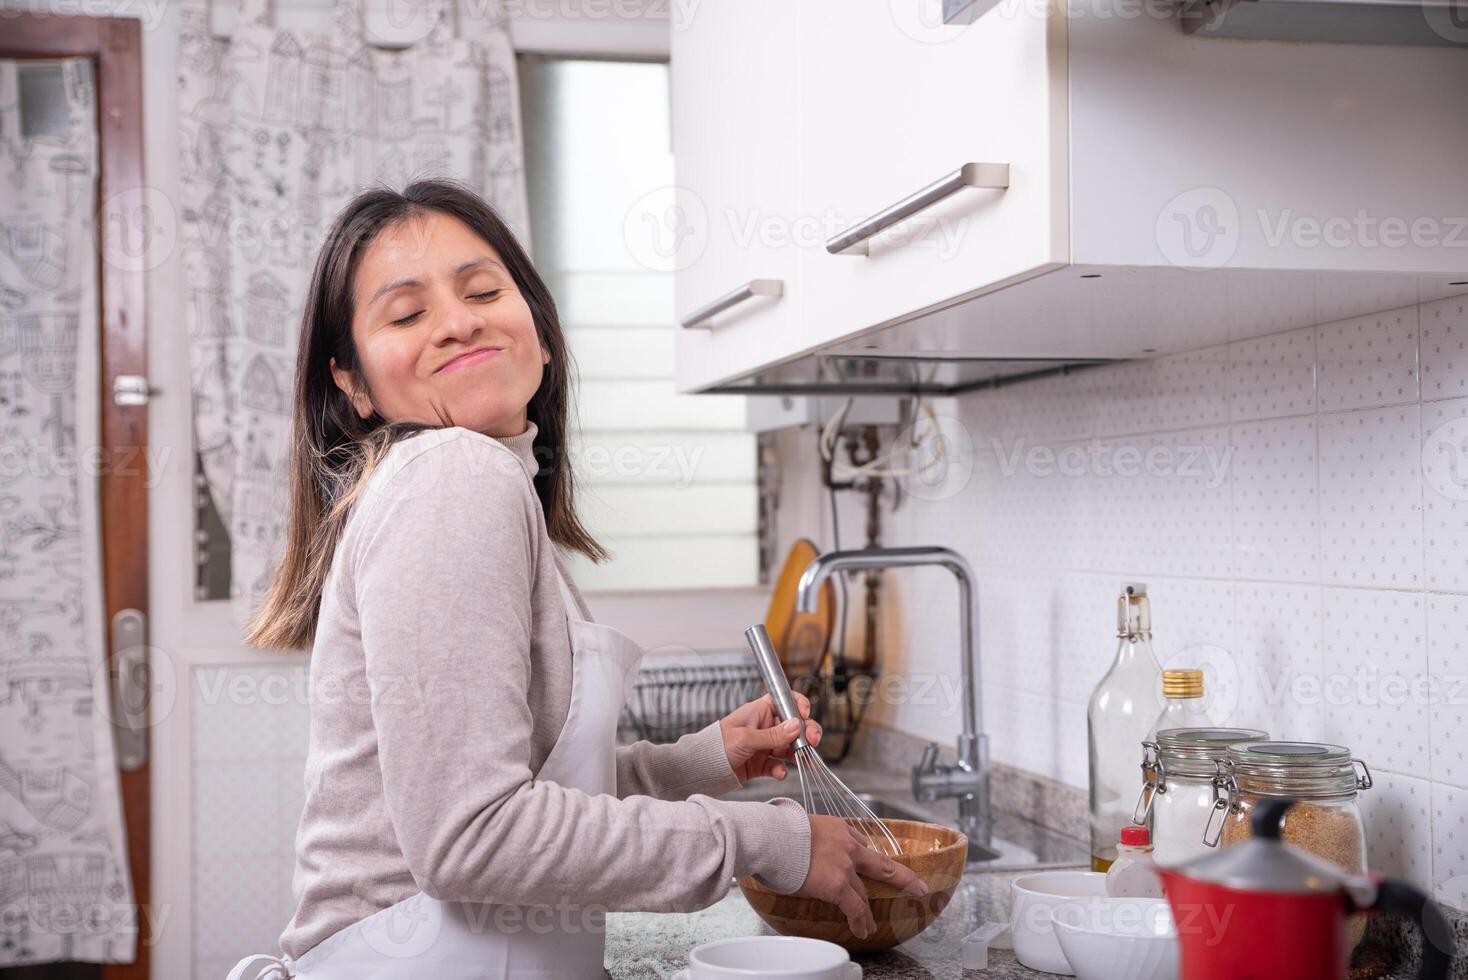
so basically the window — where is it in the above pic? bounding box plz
[518,56,759,591]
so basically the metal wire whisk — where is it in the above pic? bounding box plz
[745,623,903,858]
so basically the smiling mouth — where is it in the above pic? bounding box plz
[437,347,504,374]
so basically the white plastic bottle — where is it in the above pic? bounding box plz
[1105,826,1164,898]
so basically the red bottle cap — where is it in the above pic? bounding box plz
[1120,826,1151,846]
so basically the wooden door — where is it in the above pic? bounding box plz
[0,13,149,980]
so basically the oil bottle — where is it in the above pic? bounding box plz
[1087,583,1164,871]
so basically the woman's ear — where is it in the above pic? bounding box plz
[329,356,373,420]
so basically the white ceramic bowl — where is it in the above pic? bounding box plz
[1009,871,1108,974]
[683,936,861,980]
[1049,897,1180,980]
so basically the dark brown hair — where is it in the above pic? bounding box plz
[245,178,607,651]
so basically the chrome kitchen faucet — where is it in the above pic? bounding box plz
[795,546,993,849]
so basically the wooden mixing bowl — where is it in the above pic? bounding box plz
[736,818,967,952]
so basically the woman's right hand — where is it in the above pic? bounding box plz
[794,815,929,939]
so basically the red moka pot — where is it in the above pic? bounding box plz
[1156,797,1454,980]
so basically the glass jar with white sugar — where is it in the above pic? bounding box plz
[1133,726,1268,868]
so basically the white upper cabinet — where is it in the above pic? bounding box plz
[796,0,1068,348]
[670,0,803,394]
[671,0,1468,394]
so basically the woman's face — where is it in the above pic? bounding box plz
[331,210,548,438]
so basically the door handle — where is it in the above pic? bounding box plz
[680,279,784,329]
[826,162,1010,256]
[110,608,149,771]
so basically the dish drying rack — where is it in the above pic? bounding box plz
[619,654,766,745]
[618,650,875,764]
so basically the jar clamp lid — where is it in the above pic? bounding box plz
[1205,740,1373,846]
[1133,727,1269,827]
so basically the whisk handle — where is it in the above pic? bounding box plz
[744,623,812,751]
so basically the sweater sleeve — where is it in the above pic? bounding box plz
[615,722,743,801]
[350,431,812,908]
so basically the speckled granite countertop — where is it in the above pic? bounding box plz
[607,863,1051,979]
[605,744,1086,978]
[604,738,1445,979]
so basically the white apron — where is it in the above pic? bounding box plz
[228,562,646,980]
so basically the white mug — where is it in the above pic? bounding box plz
[1009,870,1108,975]
[686,936,862,980]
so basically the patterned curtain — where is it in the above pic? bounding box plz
[0,57,138,967]
[177,0,530,627]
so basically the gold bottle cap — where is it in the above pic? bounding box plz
[1162,668,1204,699]
[1116,583,1152,638]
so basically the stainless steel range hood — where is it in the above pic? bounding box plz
[704,353,1114,396]
[944,0,1464,46]
[1178,0,1464,46]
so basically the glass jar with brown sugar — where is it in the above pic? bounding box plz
[1215,740,1374,948]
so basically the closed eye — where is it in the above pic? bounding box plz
[390,291,501,327]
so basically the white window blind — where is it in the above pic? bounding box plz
[519,56,758,591]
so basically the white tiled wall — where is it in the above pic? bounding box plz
[772,294,1468,907]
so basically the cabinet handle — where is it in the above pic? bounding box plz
[826,162,1010,256]
[680,278,785,329]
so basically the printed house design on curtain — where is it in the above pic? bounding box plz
[264,34,303,126]
[245,272,289,348]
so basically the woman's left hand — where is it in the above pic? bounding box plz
[720,692,822,785]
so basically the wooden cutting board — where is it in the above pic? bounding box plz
[764,538,835,679]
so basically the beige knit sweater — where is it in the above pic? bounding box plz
[277,422,812,961]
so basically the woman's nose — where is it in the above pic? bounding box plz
[429,297,486,345]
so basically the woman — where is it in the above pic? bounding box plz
[225,179,925,980]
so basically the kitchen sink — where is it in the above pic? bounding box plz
[850,793,1003,865]
[723,781,1087,872]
